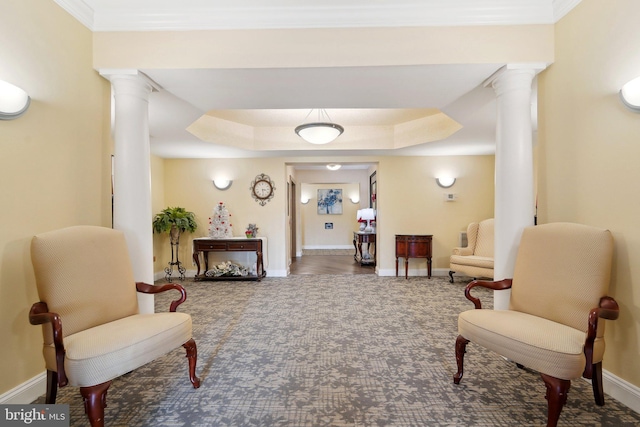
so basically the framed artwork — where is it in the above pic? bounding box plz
[317,189,343,215]
[370,171,377,210]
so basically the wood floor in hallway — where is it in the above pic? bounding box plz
[289,255,375,275]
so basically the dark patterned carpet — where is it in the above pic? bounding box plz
[37,275,640,426]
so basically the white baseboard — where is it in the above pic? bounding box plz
[0,372,46,404]
[302,245,353,250]
[603,369,640,413]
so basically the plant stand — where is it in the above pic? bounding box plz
[165,227,186,281]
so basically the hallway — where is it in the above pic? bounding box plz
[289,255,375,275]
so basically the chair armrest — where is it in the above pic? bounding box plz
[28,302,68,387]
[452,246,473,256]
[136,282,187,312]
[464,278,513,309]
[583,296,620,378]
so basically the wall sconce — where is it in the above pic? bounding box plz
[350,196,360,204]
[213,179,232,190]
[620,76,640,112]
[436,177,456,188]
[0,80,30,120]
[301,196,310,204]
[326,164,341,171]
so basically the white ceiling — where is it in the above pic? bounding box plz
[55,0,581,159]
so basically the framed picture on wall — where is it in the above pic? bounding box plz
[317,189,343,215]
[370,171,377,210]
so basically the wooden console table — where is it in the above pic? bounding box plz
[395,234,433,279]
[193,238,266,281]
[353,231,376,266]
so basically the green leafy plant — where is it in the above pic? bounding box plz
[152,206,198,234]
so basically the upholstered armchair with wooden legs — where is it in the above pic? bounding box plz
[453,223,619,427]
[29,226,200,427]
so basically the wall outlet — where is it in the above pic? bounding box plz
[444,193,457,201]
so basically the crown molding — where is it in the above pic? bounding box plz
[54,0,94,30]
[553,0,582,22]
[54,0,581,32]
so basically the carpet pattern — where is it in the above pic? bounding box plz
[37,275,640,426]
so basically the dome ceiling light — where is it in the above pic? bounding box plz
[295,109,344,145]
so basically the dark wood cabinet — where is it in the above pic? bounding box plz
[193,238,265,281]
[395,234,433,279]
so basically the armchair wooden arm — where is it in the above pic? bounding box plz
[28,302,68,387]
[464,278,513,309]
[136,282,187,312]
[583,296,620,378]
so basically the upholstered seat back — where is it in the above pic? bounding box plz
[31,226,139,345]
[510,223,613,334]
[473,219,494,257]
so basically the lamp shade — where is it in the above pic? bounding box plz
[360,208,376,221]
[0,80,30,120]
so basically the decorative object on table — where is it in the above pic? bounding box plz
[250,173,275,206]
[152,206,198,281]
[359,208,376,233]
[209,202,234,239]
[245,223,259,238]
[317,188,343,215]
[356,209,366,231]
[205,261,249,277]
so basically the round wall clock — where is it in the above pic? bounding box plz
[250,173,275,206]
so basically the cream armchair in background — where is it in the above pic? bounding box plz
[449,218,494,283]
[29,226,200,427]
[453,223,618,427]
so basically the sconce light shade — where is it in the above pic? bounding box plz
[0,80,30,120]
[326,164,341,170]
[213,179,232,190]
[301,197,310,204]
[620,76,640,112]
[436,177,456,188]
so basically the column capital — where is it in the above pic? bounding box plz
[483,63,548,93]
[98,69,158,94]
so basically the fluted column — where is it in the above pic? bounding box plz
[100,70,155,313]
[487,65,544,310]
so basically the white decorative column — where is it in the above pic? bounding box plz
[487,64,545,310]
[100,70,155,313]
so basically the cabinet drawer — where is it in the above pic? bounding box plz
[195,242,227,251]
[227,242,258,251]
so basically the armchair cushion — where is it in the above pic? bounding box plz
[458,309,598,380]
[42,312,192,387]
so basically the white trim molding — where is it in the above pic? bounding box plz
[0,372,46,405]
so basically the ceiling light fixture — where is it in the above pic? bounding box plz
[295,109,344,144]
[0,80,30,120]
[326,164,341,171]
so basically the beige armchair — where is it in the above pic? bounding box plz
[29,226,200,427]
[449,218,494,283]
[453,223,619,427]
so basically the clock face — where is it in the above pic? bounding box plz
[250,173,275,206]
[253,180,273,199]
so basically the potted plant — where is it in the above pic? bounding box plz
[152,206,198,242]
[152,207,198,281]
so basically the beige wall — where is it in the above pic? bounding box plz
[378,155,495,274]
[0,1,109,395]
[300,183,361,249]
[538,0,640,387]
